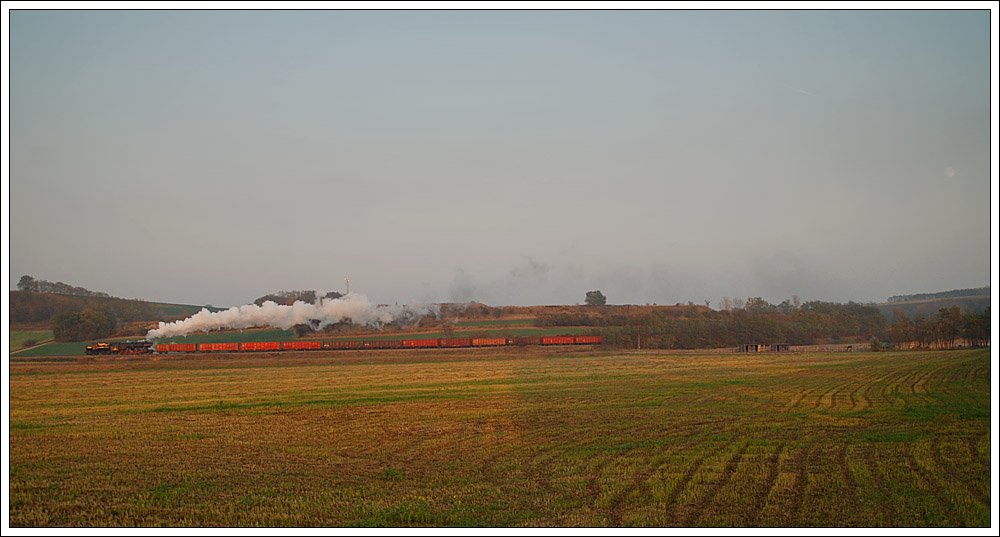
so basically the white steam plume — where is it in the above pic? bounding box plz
[147,293,437,339]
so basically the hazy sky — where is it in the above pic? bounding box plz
[8,9,991,307]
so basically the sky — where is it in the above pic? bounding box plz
[7,9,992,308]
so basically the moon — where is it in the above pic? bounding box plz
[945,167,955,178]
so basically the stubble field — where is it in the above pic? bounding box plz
[8,347,992,527]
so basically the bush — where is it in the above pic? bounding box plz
[52,307,117,342]
[869,337,890,352]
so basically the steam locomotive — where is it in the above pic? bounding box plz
[85,340,155,355]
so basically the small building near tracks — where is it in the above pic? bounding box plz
[737,343,790,353]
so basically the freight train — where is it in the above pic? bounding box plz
[92,335,601,355]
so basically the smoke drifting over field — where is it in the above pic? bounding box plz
[146,293,437,339]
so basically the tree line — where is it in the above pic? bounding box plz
[253,290,343,306]
[589,300,887,349]
[17,275,111,297]
[886,307,990,349]
[540,297,989,350]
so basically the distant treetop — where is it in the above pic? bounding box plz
[585,290,607,306]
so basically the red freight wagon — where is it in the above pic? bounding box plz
[471,337,507,347]
[156,343,196,353]
[573,335,602,345]
[403,339,439,348]
[439,338,473,348]
[511,336,541,346]
[241,341,281,351]
[324,340,364,350]
[541,336,576,346]
[282,341,321,351]
[364,340,404,349]
[199,342,239,352]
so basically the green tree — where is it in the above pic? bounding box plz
[51,307,117,342]
[745,297,772,313]
[961,308,989,347]
[17,275,36,292]
[585,290,607,306]
[889,309,911,346]
[934,307,962,348]
[52,312,84,341]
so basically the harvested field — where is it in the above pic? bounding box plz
[8,348,991,527]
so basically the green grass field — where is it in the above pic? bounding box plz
[9,348,990,527]
[11,329,295,357]
[11,335,138,358]
[453,318,537,327]
[9,330,54,351]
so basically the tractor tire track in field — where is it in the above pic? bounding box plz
[913,365,949,394]
[852,370,897,411]
[837,444,860,521]
[838,367,883,411]
[909,364,946,395]
[587,456,616,505]
[810,375,856,410]
[942,359,969,384]
[903,445,962,526]
[605,452,665,526]
[804,380,836,410]
[964,362,984,384]
[662,443,727,526]
[478,416,520,472]
[785,378,833,410]
[815,381,855,410]
[473,415,577,494]
[683,442,749,526]
[603,427,717,526]
[746,442,786,527]
[784,388,812,410]
[782,444,815,526]
[931,437,989,505]
[593,419,728,524]
[966,435,988,467]
[518,416,730,506]
[881,369,921,409]
[519,427,590,497]
[868,368,912,408]
[863,443,897,526]
[814,364,890,411]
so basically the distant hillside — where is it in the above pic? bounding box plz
[9,291,221,327]
[877,287,990,319]
[886,287,990,303]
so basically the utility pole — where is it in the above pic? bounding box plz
[345,277,350,295]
